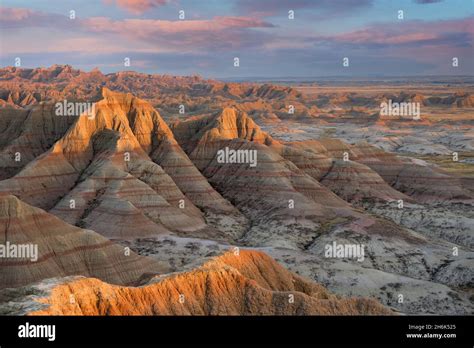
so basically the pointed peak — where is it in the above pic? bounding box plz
[101,87,115,98]
[101,87,110,97]
[100,87,149,109]
[203,107,272,145]
[220,106,238,118]
[87,67,104,77]
[217,107,254,125]
[100,87,132,103]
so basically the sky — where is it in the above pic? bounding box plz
[0,0,473,78]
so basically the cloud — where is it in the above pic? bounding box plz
[318,17,474,48]
[0,7,70,29]
[235,0,373,17]
[80,16,275,51]
[0,7,31,20]
[0,7,275,52]
[83,16,274,34]
[413,0,444,4]
[102,0,168,14]
[2,4,472,76]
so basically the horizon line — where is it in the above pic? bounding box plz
[2,65,474,81]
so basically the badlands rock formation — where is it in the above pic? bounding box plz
[0,194,165,289]
[2,251,391,316]
[0,89,243,240]
[0,103,75,180]
[0,66,472,315]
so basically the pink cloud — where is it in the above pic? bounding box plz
[80,15,275,50]
[103,0,168,14]
[336,31,438,45]
[235,0,373,18]
[0,7,70,29]
[330,18,474,46]
[83,16,274,35]
[0,7,275,52]
[0,7,32,21]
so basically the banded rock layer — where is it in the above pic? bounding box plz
[0,194,165,289]
[24,251,392,316]
[0,89,244,240]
